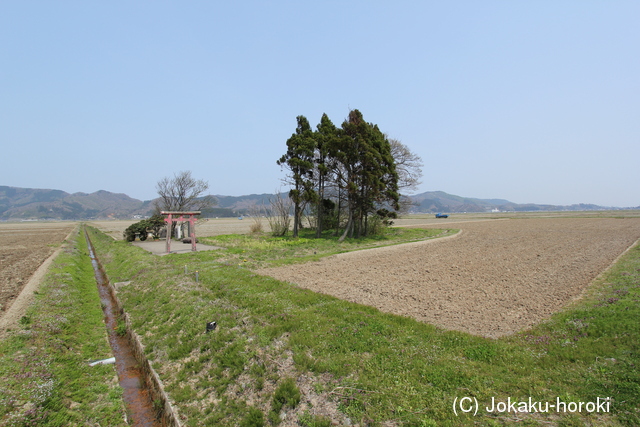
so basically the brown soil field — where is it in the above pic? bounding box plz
[259,217,640,338]
[0,222,76,314]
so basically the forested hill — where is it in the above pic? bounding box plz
[0,186,630,220]
[0,186,151,220]
[0,186,276,220]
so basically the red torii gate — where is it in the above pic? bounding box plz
[161,211,201,254]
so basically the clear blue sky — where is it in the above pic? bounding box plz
[2,2,638,207]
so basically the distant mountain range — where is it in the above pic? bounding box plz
[0,186,154,220]
[0,185,634,221]
[407,191,632,213]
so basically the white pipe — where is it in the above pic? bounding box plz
[88,357,116,367]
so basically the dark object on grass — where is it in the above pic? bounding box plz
[206,321,217,333]
[182,237,199,244]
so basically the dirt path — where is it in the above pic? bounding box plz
[258,218,640,338]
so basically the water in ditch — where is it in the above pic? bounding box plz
[85,231,161,426]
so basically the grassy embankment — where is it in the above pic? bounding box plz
[87,225,638,426]
[0,228,126,426]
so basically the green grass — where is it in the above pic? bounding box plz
[269,378,301,424]
[0,228,126,426]
[83,225,640,426]
[199,226,453,268]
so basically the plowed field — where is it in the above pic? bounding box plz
[259,218,640,338]
[0,222,75,313]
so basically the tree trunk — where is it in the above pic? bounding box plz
[338,207,353,242]
[334,187,342,237]
[364,213,368,236]
[293,203,299,238]
[315,176,323,238]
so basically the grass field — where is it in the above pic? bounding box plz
[84,220,639,426]
[1,215,639,426]
[0,229,126,426]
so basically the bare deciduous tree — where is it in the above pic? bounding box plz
[154,171,216,213]
[267,191,292,237]
[389,138,423,193]
[389,139,423,214]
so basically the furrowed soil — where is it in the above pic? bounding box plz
[259,217,640,338]
[0,222,76,314]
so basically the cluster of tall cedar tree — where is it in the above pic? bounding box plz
[278,109,400,241]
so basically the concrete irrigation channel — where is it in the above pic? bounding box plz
[85,229,181,427]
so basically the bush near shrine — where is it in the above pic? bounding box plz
[123,215,165,242]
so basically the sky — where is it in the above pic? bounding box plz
[1,2,638,207]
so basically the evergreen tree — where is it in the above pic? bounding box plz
[335,110,399,241]
[279,109,400,240]
[313,113,339,237]
[277,115,316,237]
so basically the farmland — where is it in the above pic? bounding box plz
[0,224,126,426]
[260,217,640,337]
[84,212,640,426]
[2,212,640,425]
[88,210,640,241]
[88,217,273,240]
[87,213,517,241]
[0,222,75,315]
[88,214,640,339]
